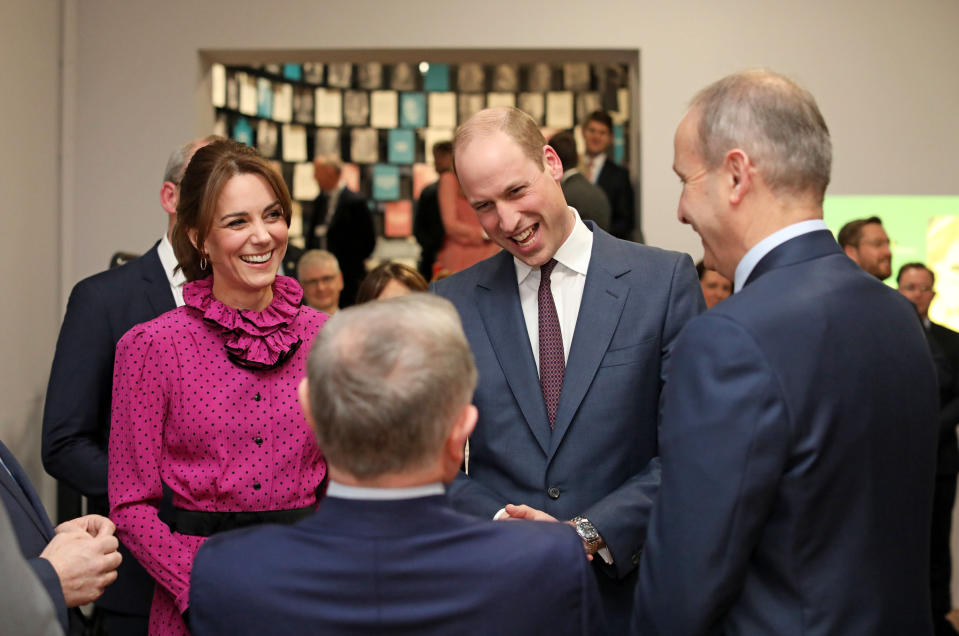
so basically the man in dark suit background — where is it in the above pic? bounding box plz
[838,215,893,281]
[581,109,637,241]
[899,261,959,635]
[305,155,375,307]
[414,141,453,280]
[42,136,215,635]
[2,440,122,635]
[635,70,938,635]
[548,130,611,232]
[432,107,702,632]
[189,294,604,635]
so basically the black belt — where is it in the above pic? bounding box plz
[170,505,314,537]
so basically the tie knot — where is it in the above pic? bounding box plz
[540,259,558,280]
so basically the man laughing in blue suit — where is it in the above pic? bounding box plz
[432,107,703,631]
[634,70,939,635]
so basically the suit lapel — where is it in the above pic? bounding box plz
[550,229,629,456]
[0,443,55,540]
[476,252,552,454]
[139,244,177,316]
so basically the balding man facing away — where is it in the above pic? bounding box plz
[635,70,938,635]
[189,294,604,635]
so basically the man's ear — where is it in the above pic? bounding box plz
[724,149,753,205]
[843,244,859,262]
[441,404,477,481]
[160,181,178,217]
[543,145,564,181]
[297,377,315,431]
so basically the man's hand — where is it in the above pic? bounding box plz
[55,514,115,538]
[502,504,595,560]
[502,504,558,522]
[40,517,122,607]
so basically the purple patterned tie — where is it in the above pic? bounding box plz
[538,259,564,428]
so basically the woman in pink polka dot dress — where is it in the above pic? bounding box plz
[108,140,328,635]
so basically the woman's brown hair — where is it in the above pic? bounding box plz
[172,139,292,281]
[354,262,428,305]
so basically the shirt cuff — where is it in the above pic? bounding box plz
[597,546,613,565]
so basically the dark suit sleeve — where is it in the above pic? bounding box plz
[635,315,791,634]
[42,278,114,498]
[446,471,512,519]
[582,253,703,578]
[344,193,376,261]
[608,166,636,241]
[27,556,69,633]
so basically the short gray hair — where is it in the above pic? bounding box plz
[297,249,340,279]
[163,135,223,184]
[691,69,832,204]
[305,293,477,479]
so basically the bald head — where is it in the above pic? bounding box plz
[689,69,831,204]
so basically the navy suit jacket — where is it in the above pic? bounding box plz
[1,440,72,633]
[635,230,939,635]
[432,222,703,630]
[42,242,175,616]
[595,160,635,241]
[189,495,605,635]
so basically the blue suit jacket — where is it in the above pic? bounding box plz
[42,242,175,616]
[189,495,605,635]
[432,222,703,630]
[1,440,71,633]
[635,230,939,635]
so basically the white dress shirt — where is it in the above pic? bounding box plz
[584,153,607,185]
[157,233,187,307]
[326,481,444,500]
[515,208,593,372]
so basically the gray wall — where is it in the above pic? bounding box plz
[0,0,61,507]
[66,0,959,286]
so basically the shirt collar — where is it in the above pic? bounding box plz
[157,232,186,289]
[733,219,828,292]
[326,481,445,500]
[514,207,593,285]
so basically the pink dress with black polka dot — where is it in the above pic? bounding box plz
[109,275,328,635]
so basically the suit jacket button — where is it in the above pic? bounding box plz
[631,552,640,565]
[547,486,560,499]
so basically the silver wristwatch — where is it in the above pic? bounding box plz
[570,516,601,554]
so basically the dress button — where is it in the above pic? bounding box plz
[547,486,560,499]
[253,392,262,401]
[253,482,261,490]
[254,436,263,446]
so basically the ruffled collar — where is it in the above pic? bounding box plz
[184,275,303,369]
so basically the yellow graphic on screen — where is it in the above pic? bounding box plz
[927,216,959,332]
